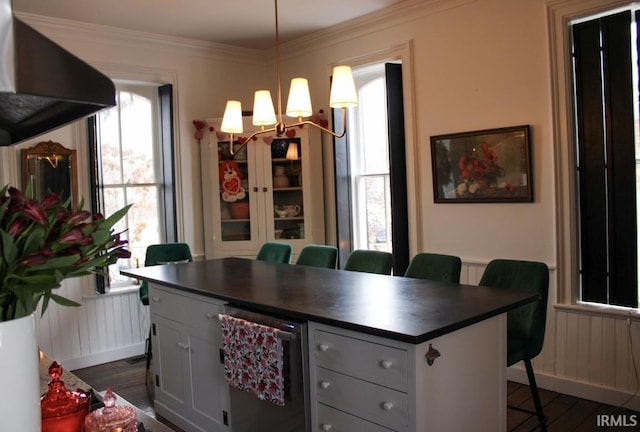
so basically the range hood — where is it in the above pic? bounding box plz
[0,0,116,146]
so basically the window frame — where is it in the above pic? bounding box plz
[89,82,177,292]
[549,0,639,315]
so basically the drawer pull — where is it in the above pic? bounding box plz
[319,381,331,390]
[320,424,333,431]
[205,312,216,319]
[380,360,393,369]
[382,402,394,411]
[151,296,161,303]
[318,343,329,352]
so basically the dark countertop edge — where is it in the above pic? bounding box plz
[124,270,538,344]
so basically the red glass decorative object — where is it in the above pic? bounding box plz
[41,361,91,432]
[84,388,138,432]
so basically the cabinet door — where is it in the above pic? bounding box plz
[187,330,229,430]
[213,138,262,254]
[152,315,189,414]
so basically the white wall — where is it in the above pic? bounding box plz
[10,0,640,409]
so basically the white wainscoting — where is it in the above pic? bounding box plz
[37,277,147,371]
[460,260,640,411]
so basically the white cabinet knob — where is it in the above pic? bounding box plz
[151,296,161,303]
[321,424,333,431]
[177,342,189,350]
[380,360,393,369]
[205,312,216,319]
[382,402,394,411]
[318,344,329,352]
[319,381,331,390]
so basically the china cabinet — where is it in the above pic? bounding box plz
[201,117,324,260]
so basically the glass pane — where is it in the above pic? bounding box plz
[364,175,391,252]
[218,141,251,241]
[102,187,130,285]
[98,106,122,185]
[360,78,389,174]
[120,92,156,184]
[272,138,305,240]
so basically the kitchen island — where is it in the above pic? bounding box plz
[122,257,538,432]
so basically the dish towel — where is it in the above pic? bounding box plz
[220,314,285,406]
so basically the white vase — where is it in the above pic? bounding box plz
[0,313,41,431]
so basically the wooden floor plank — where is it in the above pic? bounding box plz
[72,357,640,432]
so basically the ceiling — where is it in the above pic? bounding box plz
[12,0,408,50]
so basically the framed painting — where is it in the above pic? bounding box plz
[430,125,532,203]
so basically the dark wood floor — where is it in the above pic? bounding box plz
[73,356,640,432]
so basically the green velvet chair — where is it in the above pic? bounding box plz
[343,249,393,275]
[256,242,293,264]
[139,242,193,371]
[404,253,462,283]
[296,244,338,269]
[479,259,549,432]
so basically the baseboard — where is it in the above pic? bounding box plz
[56,342,146,371]
[507,366,640,412]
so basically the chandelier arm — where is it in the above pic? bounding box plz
[286,108,348,139]
[228,126,278,156]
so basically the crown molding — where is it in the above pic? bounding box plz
[278,0,477,59]
[14,11,266,66]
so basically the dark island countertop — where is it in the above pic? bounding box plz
[121,257,537,344]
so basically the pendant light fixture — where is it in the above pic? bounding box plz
[221,0,358,155]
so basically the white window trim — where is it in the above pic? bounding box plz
[548,0,639,315]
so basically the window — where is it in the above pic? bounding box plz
[349,65,392,252]
[90,83,176,290]
[571,8,639,308]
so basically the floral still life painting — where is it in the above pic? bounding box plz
[430,125,532,203]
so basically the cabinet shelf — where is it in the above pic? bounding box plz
[273,186,302,192]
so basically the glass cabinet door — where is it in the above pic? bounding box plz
[270,137,305,240]
[216,140,252,242]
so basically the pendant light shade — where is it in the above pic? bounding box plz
[221,100,243,133]
[329,65,358,108]
[286,78,313,118]
[252,90,277,126]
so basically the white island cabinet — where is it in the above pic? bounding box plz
[149,284,230,432]
[308,316,507,432]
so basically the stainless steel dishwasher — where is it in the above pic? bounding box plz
[221,305,310,432]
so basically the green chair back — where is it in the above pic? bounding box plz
[139,243,193,306]
[256,242,293,264]
[479,259,549,366]
[296,244,338,269]
[344,249,393,275]
[404,253,462,283]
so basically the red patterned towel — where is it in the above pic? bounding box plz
[220,314,285,406]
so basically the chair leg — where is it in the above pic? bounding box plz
[524,358,547,432]
[145,327,152,372]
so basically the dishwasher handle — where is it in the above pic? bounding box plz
[218,313,297,341]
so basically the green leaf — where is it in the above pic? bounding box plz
[101,204,132,230]
[21,226,46,256]
[49,293,81,308]
[0,230,18,265]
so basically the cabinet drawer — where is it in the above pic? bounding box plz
[317,403,396,432]
[315,367,408,431]
[313,329,408,391]
[188,298,223,335]
[149,285,189,322]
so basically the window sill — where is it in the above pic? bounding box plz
[82,285,141,300]
[554,302,640,321]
